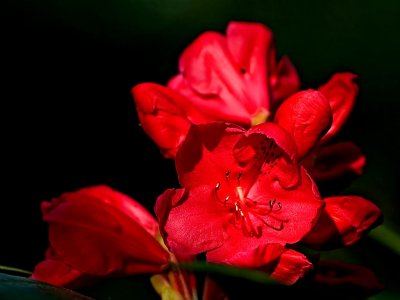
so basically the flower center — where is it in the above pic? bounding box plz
[214,170,288,237]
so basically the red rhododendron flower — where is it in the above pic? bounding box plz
[155,122,323,283]
[31,185,170,288]
[301,196,382,249]
[131,21,300,158]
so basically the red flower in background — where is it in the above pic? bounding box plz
[31,185,170,288]
[131,21,299,158]
[155,122,323,284]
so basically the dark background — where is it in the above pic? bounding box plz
[2,0,399,299]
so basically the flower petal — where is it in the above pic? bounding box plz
[173,31,257,123]
[226,21,273,110]
[313,260,384,295]
[155,186,228,257]
[67,185,159,237]
[202,276,229,300]
[207,240,284,268]
[302,141,366,182]
[31,257,85,288]
[269,249,313,285]
[249,166,323,244]
[235,122,300,188]
[271,56,300,107]
[318,72,359,143]
[39,188,170,277]
[176,122,246,188]
[132,83,206,158]
[301,196,382,249]
[274,89,332,159]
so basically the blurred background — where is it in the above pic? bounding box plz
[2,0,399,299]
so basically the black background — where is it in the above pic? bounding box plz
[2,1,400,299]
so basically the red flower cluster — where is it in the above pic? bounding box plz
[32,21,383,298]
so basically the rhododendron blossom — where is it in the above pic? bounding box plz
[155,122,323,284]
[131,21,300,158]
[32,185,171,288]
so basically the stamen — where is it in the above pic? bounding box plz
[236,186,245,202]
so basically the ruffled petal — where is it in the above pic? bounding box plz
[302,141,366,182]
[318,72,359,143]
[301,196,382,249]
[269,249,313,285]
[155,186,228,257]
[274,89,332,159]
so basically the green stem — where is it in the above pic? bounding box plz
[368,224,400,256]
[0,265,32,276]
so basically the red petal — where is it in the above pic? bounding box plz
[40,188,170,277]
[131,83,200,158]
[236,122,299,188]
[176,122,246,188]
[269,249,313,285]
[168,74,251,125]
[207,241,284,268]
[314,260,384,293]
[69,185,159,237]
[302,141,366,181]
[202,276,229,300]
[250,166,323,244]
[318,72,359,143]
[271,56,300,106]
[31,259,85,288]
[155,186,228,256]
[274,89,332,159]
[226,21,273,110]
[302,196,382,249]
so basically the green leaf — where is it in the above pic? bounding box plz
[0,272,94,300]
[174,261,279,285]
[368,224,400,256]
[78,275,160,300]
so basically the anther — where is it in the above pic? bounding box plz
[215,182,220,190]
[224,196,230,204]
[237,173,242,184]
